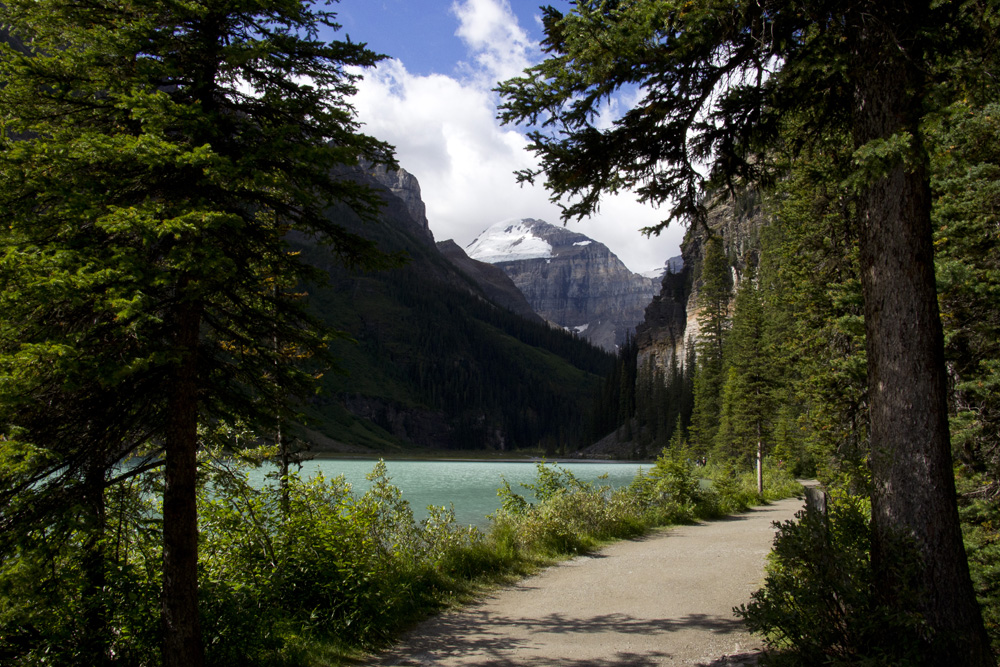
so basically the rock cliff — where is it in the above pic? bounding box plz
[635,190,766,373]
[363,162,435,246]
[466,219,658,351]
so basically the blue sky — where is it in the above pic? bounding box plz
[334,1,543,77]
[319,0,684,273]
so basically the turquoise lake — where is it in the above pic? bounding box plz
[249,459,647,528]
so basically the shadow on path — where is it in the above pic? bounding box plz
[380,652,674,666]
[369,492,810,667]
[373,610,746,666]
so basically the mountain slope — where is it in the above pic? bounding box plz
[435,240,543,324]
[467,219,658,351]
[295,167,613,453]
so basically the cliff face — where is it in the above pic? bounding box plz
[364,162,435,246]
[635,191,766,373]
[466,218,657,351]
[635,266,690,372]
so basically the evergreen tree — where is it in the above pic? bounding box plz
[0,1,392,663]
[715,268,775,495]
[689,235,732,452]
[760,135,869,488]
[931,101,1000,486]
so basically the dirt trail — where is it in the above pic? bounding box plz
[367,493,807,667]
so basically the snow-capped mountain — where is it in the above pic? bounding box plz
[464,218,555,263]
[466,218,658,351]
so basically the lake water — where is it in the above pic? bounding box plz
[249,459,647,528]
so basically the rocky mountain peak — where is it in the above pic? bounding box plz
[464,218,557,263]
[466,218,658,351]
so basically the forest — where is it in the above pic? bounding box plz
[1,0,999,665]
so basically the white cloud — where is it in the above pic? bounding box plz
[350,0,685,274]
[451,0,536,84]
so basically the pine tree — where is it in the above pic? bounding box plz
[689,235,732,452]
[759,136,869,488]
[498,1,996,660]
[931,101,1000,487]
[0,1,392,663]
[715,268,775,496]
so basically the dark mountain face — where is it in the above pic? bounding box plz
[295,167,613,454]
[435,240,543,324]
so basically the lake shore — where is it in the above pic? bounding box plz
[304,450,656,464]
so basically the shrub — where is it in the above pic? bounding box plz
[0,455,805,666]
[737,490,925,666]
[956,472,1000,653]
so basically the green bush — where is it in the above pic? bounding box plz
[197,459,489,656]
[488,455,804,564]
[737,490,925,666]
[693,459,803,520]
[490,464,618,557]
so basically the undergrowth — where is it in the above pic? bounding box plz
[736,467,1000,665]
[0,450,802,666]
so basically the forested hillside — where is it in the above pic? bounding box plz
[294,166,614,454]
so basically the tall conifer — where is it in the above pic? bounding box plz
[498,1,997,659]
[689,235,732,452]
[0,1,393,663]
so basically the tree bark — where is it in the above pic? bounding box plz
[161,292,205,667]
[853,1,992,663]
[83,461,110,666]
[756,438,763,498]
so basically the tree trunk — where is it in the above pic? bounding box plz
[853,1,992,662]
[756,439,763,498]
[161,293,205,667]
[82,461,110,666]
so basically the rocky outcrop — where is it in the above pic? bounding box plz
[635,266,690,373]
[363,162,435,246]
[635,190,766,373]
[436,240,544,323]
[467,218,658,351]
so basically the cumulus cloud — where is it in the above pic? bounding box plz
[451,0,537,84]
[350,0,685,273]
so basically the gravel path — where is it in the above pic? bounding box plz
[367,493,807,667]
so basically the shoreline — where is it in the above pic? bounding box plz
[303,452,656,465]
